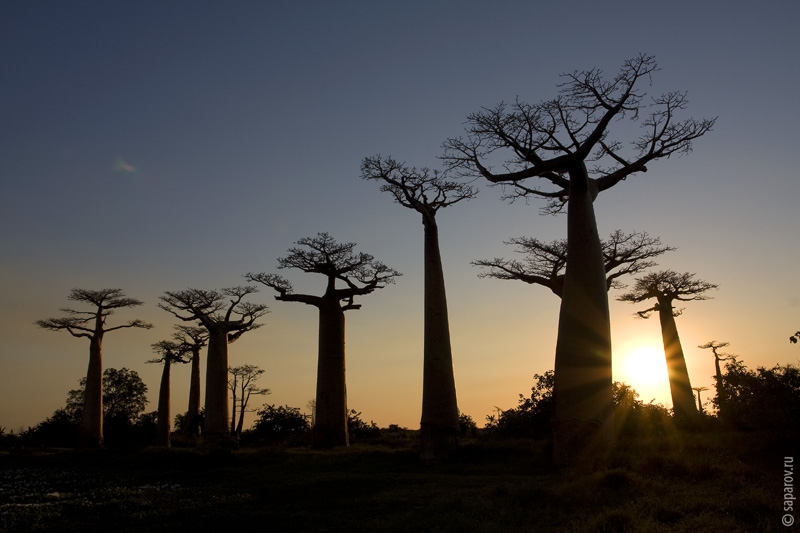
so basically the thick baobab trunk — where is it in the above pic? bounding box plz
[81,335,104,448]
[203,329,231,439]
[552,164,614,465]
[419,217,460,461]
[657,301,698,422]
[313,298,348,448]
[187,349,202,436]
[157,360,172,447]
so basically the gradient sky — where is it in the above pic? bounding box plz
[2,1,798,432]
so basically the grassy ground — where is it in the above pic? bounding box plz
[0,429,793,532]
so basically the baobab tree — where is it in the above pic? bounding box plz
[159,287,268,440]
[692,386,709,414]
[172,325,209,437]
[36,288,153,447]
[698,340,735,415]
[442,54,715,463]
[361,155,477,461]
[246,233,400,448]
[148,340,191,447]
[618,270,718,423]
[474,230,674,297]
[228,364,270,436]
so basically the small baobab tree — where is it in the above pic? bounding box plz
[618,270,718,423]
[246,232,400,448]
[228,364,270,436]
[36,288,153,447]
[159,287,268,440]
[474,230,674,297]
[361,155,477,461]
[148,340,191,447]
[692,386,709,414]
[442,53,715,464]
[698,340,736,416]
[172,325,209,437]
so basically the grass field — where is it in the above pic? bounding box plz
[0,429,793,532]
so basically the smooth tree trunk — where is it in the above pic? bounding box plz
[419,217,460,461]
[552,164,614,465]
[81,334,105,448]
[657,299,698,422]
[313,295,348,448]
[236,398,246,435]
[714,355,726,415]
[204,328,231,439]
[187,349,202,436]
[157,359,172,447]
[230,386,238,435]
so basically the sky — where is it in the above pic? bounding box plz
[2,1,799,433]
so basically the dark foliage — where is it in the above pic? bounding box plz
[347,409,381,442]
[458,412,478,438]
[485,371,672,440]
[715,360,800,433]
[249,404,311,445]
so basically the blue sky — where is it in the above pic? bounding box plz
[2,1,798,431]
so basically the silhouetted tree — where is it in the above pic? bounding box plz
[64,368,150,446]
[443,54,715,464]
[251,404,311,445]
[172,325,208,438]
[362,155,477,461]
[36,289,153,447]
[148,340,191,447]
[698,340,735,415]
[228,364,270,436]
[246,233,400,448]
[618,270,718,423]
[474,230,673,297]
[718,360,800,433]
[159,287,268,440]
[692,386,709,414]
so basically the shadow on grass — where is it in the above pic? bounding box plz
[0,428,794,532]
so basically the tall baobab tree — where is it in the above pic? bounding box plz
[442,54,715,463]
[361,155,477,461]
[228,364,270,436]
[246,232,400,448]
[474,230,673,297]
[173,325,209,437]
[148,340,191,447]
[698,340,735,415]
[159,287,268,440]
[618,270,718,423]
[36,288,153,447]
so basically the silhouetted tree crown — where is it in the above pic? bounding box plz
[474,230,674,296]
[618,270,718,318]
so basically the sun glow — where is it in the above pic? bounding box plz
[613,339,672,407]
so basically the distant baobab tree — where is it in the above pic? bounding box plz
[361,155,477,462]
[698,340,736,415]
[36,288,153,447]
[692,386,709,414]
[172,325,209,437]
[443,53,715,464]
[148,340,191,447]
[228,364,270,436]
[246,232,400,448]
[474,230,674,297]
[618,271,718,423]
[159,287,268,440]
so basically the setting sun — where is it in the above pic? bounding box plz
[613,339,673,407]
